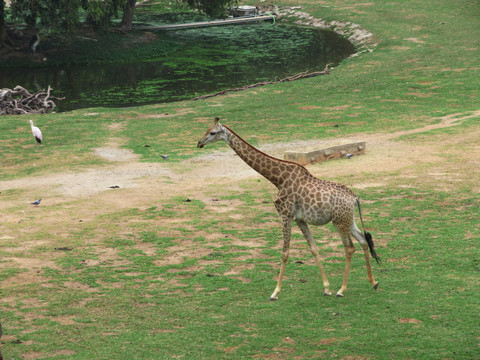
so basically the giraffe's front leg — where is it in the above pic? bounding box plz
[270,218,292,301]
[296,220,332,296]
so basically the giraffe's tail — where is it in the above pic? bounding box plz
[356,199,381,264]
[364,231,381,264]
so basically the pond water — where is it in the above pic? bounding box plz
[0,23,355,111]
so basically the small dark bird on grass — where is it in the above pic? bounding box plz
[29,33,40,54]
[31,198,42,206]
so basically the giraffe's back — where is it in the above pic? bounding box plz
[292,177,357,226]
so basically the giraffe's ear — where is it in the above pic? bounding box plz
[214,117,220,125]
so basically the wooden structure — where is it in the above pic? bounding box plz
[133,15,275,31]
[284,141,366,165]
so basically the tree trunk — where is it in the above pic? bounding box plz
[0,0,8,48]
[0,24,7,49]
[120,0,136,31]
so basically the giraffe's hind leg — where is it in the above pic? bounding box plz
[335,229,356,297]
[351,222,379,290]
[297,220,332,296]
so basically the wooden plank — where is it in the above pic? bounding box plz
[133,15,275,31]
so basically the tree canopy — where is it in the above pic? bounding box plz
[7,0,126,31]
[0,0,130,49]
[184,0,236,18]
[1,0,237,35]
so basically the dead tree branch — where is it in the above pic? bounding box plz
[0,85,65,115]
[193,65,331,101]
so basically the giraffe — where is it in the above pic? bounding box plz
[197,117,380,299]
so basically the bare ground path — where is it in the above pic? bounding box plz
[1,110,478,204]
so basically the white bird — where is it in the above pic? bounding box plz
[29,34,40,54]
[29,120,43,145]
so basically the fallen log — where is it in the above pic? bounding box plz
[193,65,330,100]
[0,85,65,115]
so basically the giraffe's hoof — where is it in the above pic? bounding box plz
[269,297,278,301]
[373,282,379,291]
[335,293,345,298]
[323,291,332,296]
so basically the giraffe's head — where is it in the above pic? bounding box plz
[197,117,227,148]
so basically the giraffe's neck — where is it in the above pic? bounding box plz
[223,125,307,188]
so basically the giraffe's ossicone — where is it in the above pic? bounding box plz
[197,117,380,299]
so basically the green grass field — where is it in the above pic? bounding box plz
[0,0,479,359]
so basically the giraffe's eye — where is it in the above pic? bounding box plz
[210,132,216,136]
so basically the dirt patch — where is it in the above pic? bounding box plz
[299,106,321,110]
[22,349,76,360]
[153,239,214,267]
[398,318,423,324]
[94,147,139,162]
[405,37,426,44]
[0,161,173,198]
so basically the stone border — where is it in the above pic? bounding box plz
[274,5,377,55]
